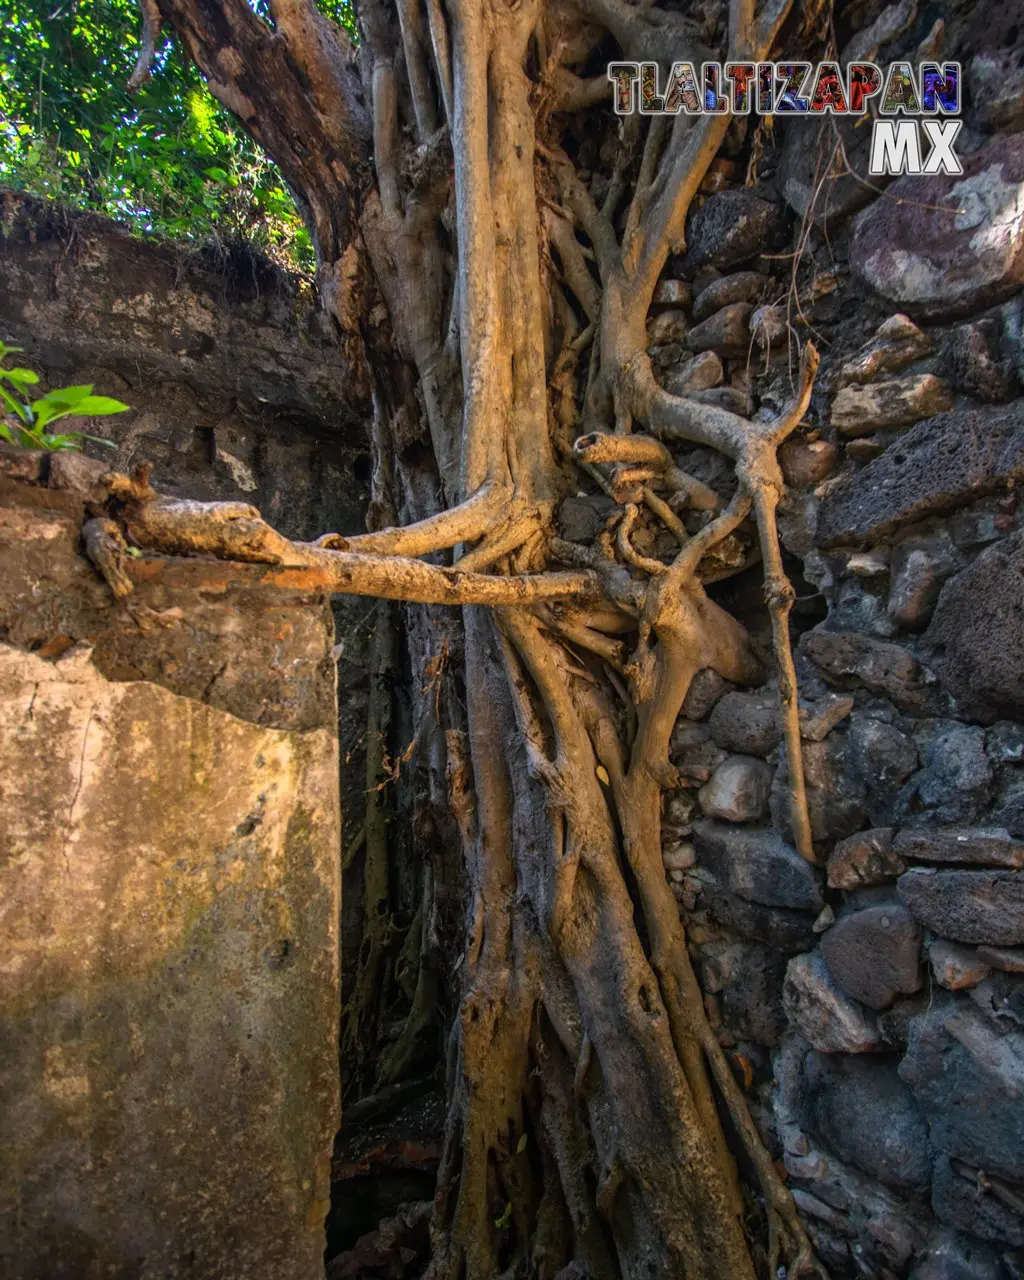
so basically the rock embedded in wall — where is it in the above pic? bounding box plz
[815,403,1024,550]
[900,999,1024,1185]
[943,320,1020,404]
[898,868,1024,945]
[894,827,1024,869]
[697,755,774,822]
[691,272,766,322]
[782,950,884,1053]
[693,820,823,911]
[928,939,992,991]
[827,828,906,890]
[820,904,923,1010]
[801,1051,932,1192]
[684,301,753,357]
[925,529,1024,723]
[836,314,933,388]
[830,374,954,437]
[707,689,780,757]
[800,629,940,714]
[679,188,790,274]
[931,1155,1024,1248]
[850,134,1024,321]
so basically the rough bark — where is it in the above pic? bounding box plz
[136,0,828,1273]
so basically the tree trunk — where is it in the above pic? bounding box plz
[136,0,829,1274]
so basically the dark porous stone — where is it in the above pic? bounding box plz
[994,785,1024,841]
[697,872,818,951]
[899,869,1024,946]
[771,734,867,843]
[708,690,780,757]
[970,972,1024,1028]
[691,271,767,322]
[894,828,1024,870]
[718,944,789,1047]
[828,828,905,890]
[850,135,1024,321]
[988,724,1024,765]
[889,536,961,632]
[684,302,752,357]
[900,999,1024,1182]
[968,38,1024,132]
[926,531,1024,724]
[903,725,994,825]
[557,494,615,543]
[846,713,919,793]
[909,1228,1011,1280]
[802,1052,932,1191]
[680,189,790,275]
[878,991,935,1053]
[693,820,823,911]
[661,351,724,396]
[932,1156,1024,1248]
[673,738,727,783]
[801,629,940,714]
[821,904,923,1010]
[681,668,734,720]
[816,403,1024,550]
[943,320,1019,405]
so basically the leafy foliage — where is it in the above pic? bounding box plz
[0,0,356,272]
[0,340,128,450]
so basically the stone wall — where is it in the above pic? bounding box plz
[555,7,1024,1274]
[0,187,377,1061]
[0,458,342,1279]
[0,191,369,542]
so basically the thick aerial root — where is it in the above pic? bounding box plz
[117,493,600,606]
[321,482,504,556]
[752,486,816,862]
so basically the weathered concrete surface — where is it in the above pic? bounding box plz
[0,497,341,1278]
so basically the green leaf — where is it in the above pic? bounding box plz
[0,383,30,425]
[515,1134,528,1154]
[41,433,83,450]
[1,367,40,389]
[40,384,94,407]
[63,395,131,417]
